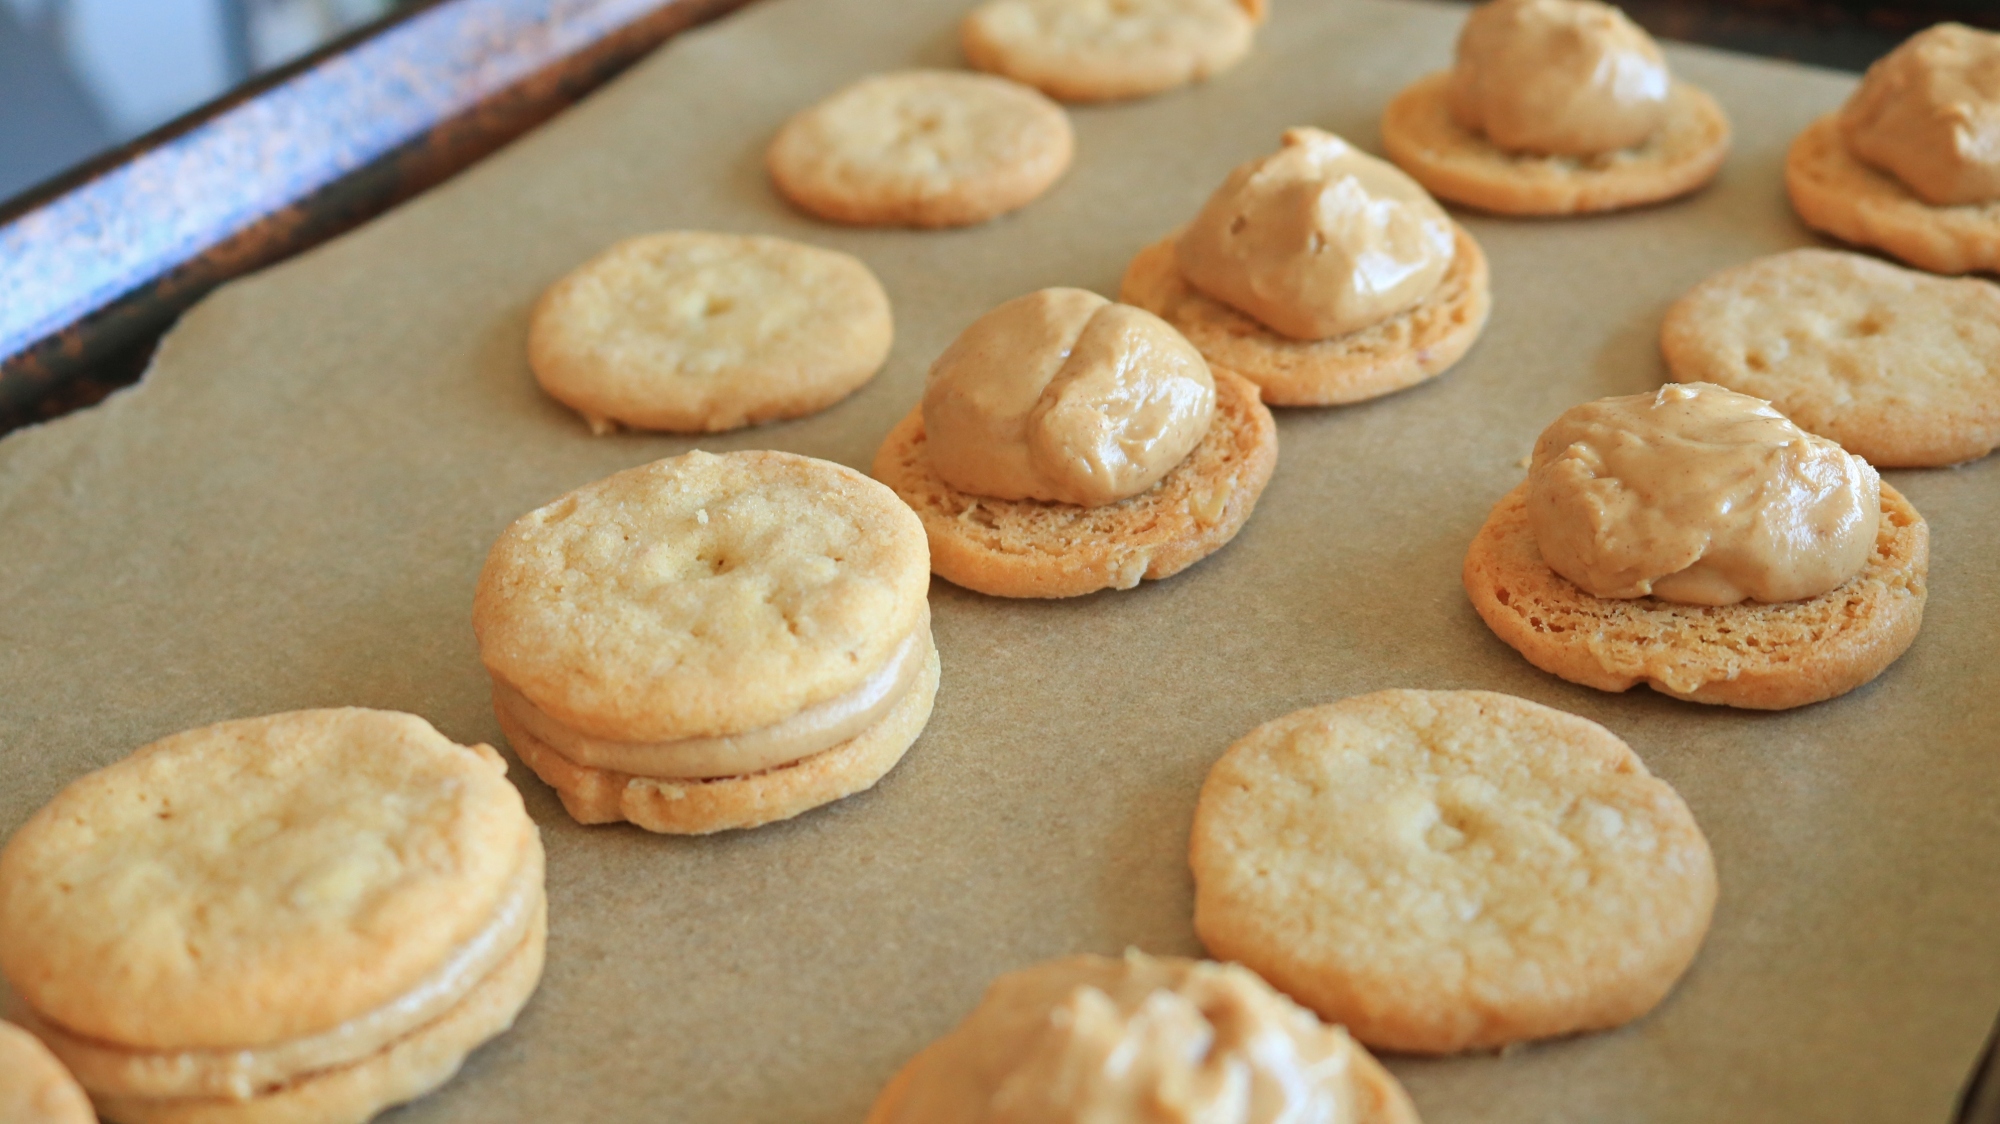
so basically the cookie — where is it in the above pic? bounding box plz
[767,70,1073,228]
[1190,689,1717,1054]
[960,0,1263,103]
[0,709,545,1123]
[1464,480,1928,709]
[863,952,1419,1124]
[1119,225,1490,406]
[872,368,1276,598]
[0,1023,93,1124]
[1380,72,1731,215]
[474,450,937,832]
[1786,112,2000,275]
[1661,248,2000,467]
[527,232,893,434]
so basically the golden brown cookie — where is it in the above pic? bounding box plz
[767,70,1073,228]
[1786,112,2000,275]
[872,368,1276,598]
[0,709,545,1123]
[1119,226,1490,407]
[1661,248,2000,466]
[1464,481,1928,708]
[1190,689,1717,1055]
[1380,72,1731,215]
[527,232,893,434]
[0,1023,93,1124]
[960,0,1263,103]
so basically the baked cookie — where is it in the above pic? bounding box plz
[1465,480,1929,708]
[1190,689,1717,1055]
[527,232,893,434]
[0,709,545,1124]
[873,367,1276,598]
[864,951,1420,1124]
[1380,72,1731,216]
[1662,248,2000,466]
[474,450,938,833]
[960,0,1264,103]
[1120,225,1490,406]
[1786,113,2000,275]
[767,70,1072,228]
[0,1023,93,1124]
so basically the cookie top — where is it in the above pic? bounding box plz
[0,1023,93,1124]
[1190,689,1716,1054]
[960,0,1260,103]
[767,70,1073,228]
[0,709,532,1052]
[527,232,893,434]
[475,450,931,741]
[1661,248,2000,467]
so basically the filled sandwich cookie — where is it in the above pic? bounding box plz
[1380,0,1730,216]
[873,287,1277,598]
[1121,128,1490,407]
[0,709,546,1124]
[1465,383,1928,709]
[475,450,939,833]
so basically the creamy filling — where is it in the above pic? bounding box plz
[1840,22,2000,206]
[497,622,928,779]
[27,839,543,1103]
[1446,0,1670,157]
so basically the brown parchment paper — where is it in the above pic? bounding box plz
[4,1,1999,1121]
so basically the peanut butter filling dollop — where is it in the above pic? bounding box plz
[924,288,1215,507]
[1528,383,1880,606]
[1447,0,1670,156]
[1176,127,1455,340]
[880,952,1364,1124]
[1840,22,2000,206]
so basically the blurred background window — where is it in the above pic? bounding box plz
[0,0,408,200]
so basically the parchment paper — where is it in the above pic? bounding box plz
[4,1,1998,1120]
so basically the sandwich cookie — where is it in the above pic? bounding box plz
[0,709,545,1124]
[1190,690,1716,1054]
[864,951,1421,1124]
[1380,0,1730,215]
[0,1023,94,1124]
[1121,128,1490,407]
[527,232,893,434]
[768,70,1073,228]
[1464,383,1928,709]
[961,0,1266,103]
[873,287,1277,598]
[475,450,938,833]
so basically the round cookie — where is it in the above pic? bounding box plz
[1786,112,2000,275]
[872,368,1277,598]
[1662,248,2000,467]
[1464,480,1929,709]
[960,0,1263,103]
[0,1023,93,1124]
[527,232,893,434]
[1190,689,1717,1055]
[767,70,1073,228]
[1119,225,1490,406]
[1380,72,1731,215]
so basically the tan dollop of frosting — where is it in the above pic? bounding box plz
[1175,127,1455,340]
[879,952,1363,1124]
[1528,383,1880,605]
[1446,0,1670,156]
[1840,23,2000,206]
[924,288,1215,507]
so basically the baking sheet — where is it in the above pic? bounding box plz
[4,0,1999,1120]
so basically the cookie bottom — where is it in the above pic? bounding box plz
[1786,113,2000,276]
[1119,228,1489,407]
[93,901,547,1124]
[1379,73,1730,215]
[872,369,1276,598]
[503,635,940,833]
[958,0,1257,103]
[1463,481,1928,709]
